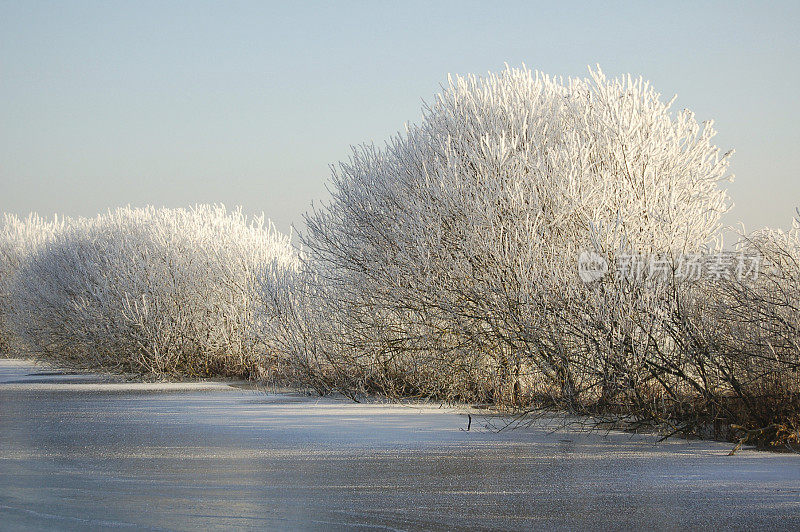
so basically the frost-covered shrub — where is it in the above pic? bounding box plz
[723,221,800,363]
[302,65,733,403]
[700,220,800,445]
[10,205,297,377]
[254,262,346,391]
[0,214,64,355]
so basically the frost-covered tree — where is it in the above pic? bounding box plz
[715,219,800,401]
[302,65,733,403]
[0,214,64,355]
[10,205,297,377]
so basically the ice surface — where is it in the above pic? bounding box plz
[1,358,798,530]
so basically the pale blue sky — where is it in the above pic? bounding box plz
[1,1,798,235]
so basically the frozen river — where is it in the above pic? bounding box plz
[1,358,799,531]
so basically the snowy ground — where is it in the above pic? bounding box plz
[1,358,799,531]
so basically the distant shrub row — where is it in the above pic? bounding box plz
[1,205,297,378]
[2,66,797,448]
